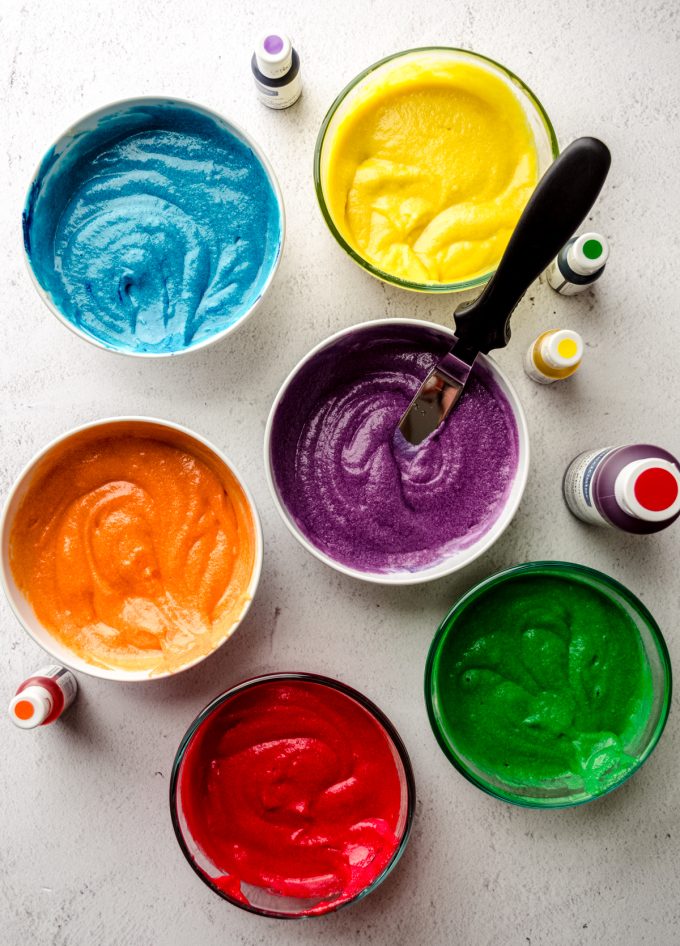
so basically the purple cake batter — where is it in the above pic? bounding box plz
[270,324,519,573]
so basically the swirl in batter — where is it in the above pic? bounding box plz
[322,56,539,284]
[177,679,407,913]
[270,332,519,572]
[9,429,257,673]
[23,103,282,353]
[430,572,655,795]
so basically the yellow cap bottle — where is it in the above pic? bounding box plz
[524,329,583,384]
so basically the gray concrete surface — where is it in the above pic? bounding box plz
[1,0,679,943]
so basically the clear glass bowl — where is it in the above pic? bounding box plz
[424,562,672,808]
[314,47,559,294]
[170,672,416,918]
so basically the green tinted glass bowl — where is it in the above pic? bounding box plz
[424,561,672,808]
[314,47,559,294]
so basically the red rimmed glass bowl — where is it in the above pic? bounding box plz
[170,673,415,918]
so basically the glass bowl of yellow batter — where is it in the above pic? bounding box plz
[314,48,558,293]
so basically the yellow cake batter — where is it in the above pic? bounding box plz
[322,57,540,285]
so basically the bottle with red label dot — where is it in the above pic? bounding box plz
[563,444,680,533]
[9,665,78,729]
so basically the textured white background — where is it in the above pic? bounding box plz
[2,0,680,943]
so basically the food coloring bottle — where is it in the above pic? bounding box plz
[547,232,609,295]
[9,665,78,729]
[524,329,583,384]
[563,445,680,533]
[251,33,302,109]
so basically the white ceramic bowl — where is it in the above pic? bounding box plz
[264,319,529,586]
[22,97,285,358]
[1,417,263,681]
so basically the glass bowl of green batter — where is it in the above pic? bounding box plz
[424,561,671,808]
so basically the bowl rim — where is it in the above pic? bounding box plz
[424,559,673,809]
[313,46,560,294]
[169,670,417,919]
[22,95,286,359]
[0,415,264,681]
[263,317,530,586]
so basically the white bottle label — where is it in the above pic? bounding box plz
[523,342,555,384]
[547,259,589,295]
[254,72,302,109]
[35,665,78,708]
[563,448,615,525]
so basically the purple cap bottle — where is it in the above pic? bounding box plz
[563,444,680,533]
[251,32,301,110]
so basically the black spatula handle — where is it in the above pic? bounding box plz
[453,136,611,355]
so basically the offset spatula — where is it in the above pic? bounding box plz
[398,137,612,446]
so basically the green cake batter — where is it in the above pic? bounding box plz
[428,567,656,798]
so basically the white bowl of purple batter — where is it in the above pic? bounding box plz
[264,319,529,585]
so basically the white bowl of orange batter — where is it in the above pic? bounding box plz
[0,418,263,681]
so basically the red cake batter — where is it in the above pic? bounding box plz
[176,678,407,913]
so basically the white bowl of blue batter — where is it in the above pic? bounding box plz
[22,97,285,357]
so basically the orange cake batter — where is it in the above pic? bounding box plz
[10,428,257,674]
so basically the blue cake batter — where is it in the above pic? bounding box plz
[23,102,282,354]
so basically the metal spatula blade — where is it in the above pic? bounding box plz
[397,136,612,447]
[397,344,473,445]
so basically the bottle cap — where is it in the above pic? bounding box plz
[566,232,609,277]
[9,685,53,729]
[541,329,584,370]
[614,458,680,522]
[255,33,293,79]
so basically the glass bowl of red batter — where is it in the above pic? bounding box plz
[170,673,416,917]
